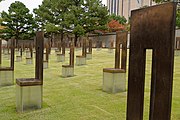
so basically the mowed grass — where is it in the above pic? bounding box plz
[0,49,180,120]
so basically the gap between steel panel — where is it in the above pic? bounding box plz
[35,31,44,84]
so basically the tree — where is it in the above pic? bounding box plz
[34,0,72,42]
[176,2,180,28]
[45,23,60,43]
[107,20,125,32]
[33,8,46,31]
[109,13,127,25]
[176,7,180,28]
[83,0,109,32]
[153,0,171,3]
[34,0,109,46]
[0,1,36,42]
[64,0,85,44]
[66,0,109,45]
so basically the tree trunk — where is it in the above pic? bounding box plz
[60,31,64,43]
[50,33,53,47]
[20,48,22,56]
[74,34,78,47]
[60,31,65,55]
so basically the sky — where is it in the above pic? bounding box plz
[0,0,107,13]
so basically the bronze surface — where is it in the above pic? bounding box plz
[29,43,33,58]
[0,39,15,70]
[0,67,13,71]
[16,78,42,86]
[82,38,87,57]
[127,2,176,120]
[88,39,92,53]
[69,41,74,67]
[115,31,128,71]
[103,68,125,73]
[10,39,15,70]
[62,65,73,68]
[35,31,44,84]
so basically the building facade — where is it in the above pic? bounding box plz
[107,0,156,19]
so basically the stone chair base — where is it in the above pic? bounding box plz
[103,68,126,93]
[26,58,33,64]
[108,49,114,53]
[3,50,9,55]
[43,61,48,69]
[16,56,22,62]
[43,53,50,61]
[26,51,31,58]
[16,78,42,112]
[4,53,11,60]
[55,49,59,52]
[96,48,102,51]
[86,53,92,60]
[175,50,180,56]
[0,68,14,86]
[62,65,74,77]
[56,54,65,62]
[75,48,81,51]
[76,56,86,66]
[55,50,60,55]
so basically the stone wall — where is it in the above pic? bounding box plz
[88,32,130,48]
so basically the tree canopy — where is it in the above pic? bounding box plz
[34,0,109,44]
[34,0,72,41]
[153,0,171,3]
[0,0,124,43]
[109,13,127,25]
[177,8,180,28]
[0,1,36,41]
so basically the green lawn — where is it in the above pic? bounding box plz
[0,49,180,120]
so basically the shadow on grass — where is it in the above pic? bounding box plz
[59,75,77,78]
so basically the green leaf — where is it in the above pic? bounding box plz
[0,1,36,40]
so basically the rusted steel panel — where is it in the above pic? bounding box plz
[29,43,33,58]
[56,41,61,52]
[115,31,128,71]
[69,41,74,67]
[0,67,13,71]
[35,31,44,84]
[82,38,87,57]
[0,39,15,70]
[127,2,176,120]
[16,78,41,86]
[88,39,92,53]
[103,68,125,73]
[10,39,15,70]
[109,39,114,49]
[62,40,65,55]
